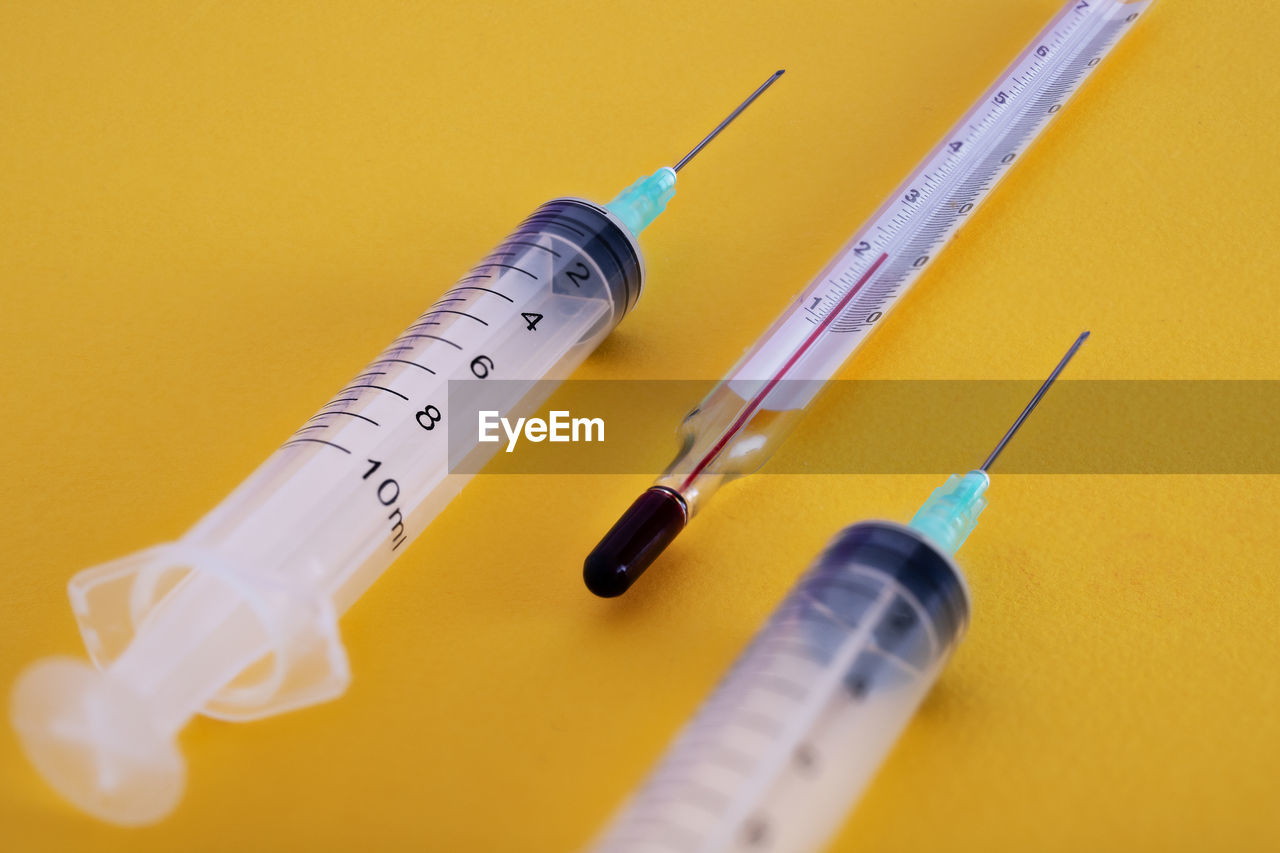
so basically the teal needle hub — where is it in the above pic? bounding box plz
[606,168,678,237]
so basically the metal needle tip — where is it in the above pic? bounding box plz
[672,70,785,173]
[979,330,1089,473]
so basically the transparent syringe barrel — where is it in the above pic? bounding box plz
[589,521,970,853]
[12,198,643,824]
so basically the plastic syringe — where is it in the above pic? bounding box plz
[584,0,1152,597]
[586,332,1087,853]
[10,72,784,825]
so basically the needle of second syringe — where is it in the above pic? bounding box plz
[908,330,1089,556]
[980,330,1090,472]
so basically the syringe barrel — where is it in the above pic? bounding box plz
[588,521,969,853]
[103,197,639,709]
[13,198,644,824]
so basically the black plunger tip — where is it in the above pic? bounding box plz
[583,487,688,598]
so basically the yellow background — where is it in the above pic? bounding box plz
[2,0,1278,850]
